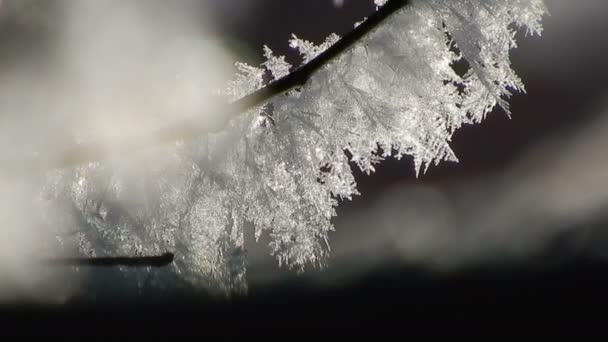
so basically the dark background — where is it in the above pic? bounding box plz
[2,0,608,336]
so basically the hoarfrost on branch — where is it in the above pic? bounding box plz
[37,0,547,293]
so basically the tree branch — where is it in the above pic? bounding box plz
[41,252,175,268]
[13,0,410,174]
[234,0,410,111]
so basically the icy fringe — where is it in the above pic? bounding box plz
[40,0,546,294]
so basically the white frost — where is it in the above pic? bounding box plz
[37,0,547,293]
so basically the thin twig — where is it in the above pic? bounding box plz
[234,0,410,110]
[41,252,175,268]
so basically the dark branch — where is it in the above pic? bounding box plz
[11,0,410,174]
[41,252,174,268]
[233,0,410,110]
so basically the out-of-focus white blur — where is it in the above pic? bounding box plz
[0,1,235,163]
[0,0,235,303]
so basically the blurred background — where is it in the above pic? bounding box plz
[1,0,608,334]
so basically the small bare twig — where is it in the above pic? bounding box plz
[41,252,174,268]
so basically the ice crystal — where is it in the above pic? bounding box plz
[289,33,341,64]
[262,46,292,81]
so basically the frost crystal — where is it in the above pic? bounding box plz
[226,62,265,101]
[288,33,341,64]
[38,0,547,293]
[262,46,292,81]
